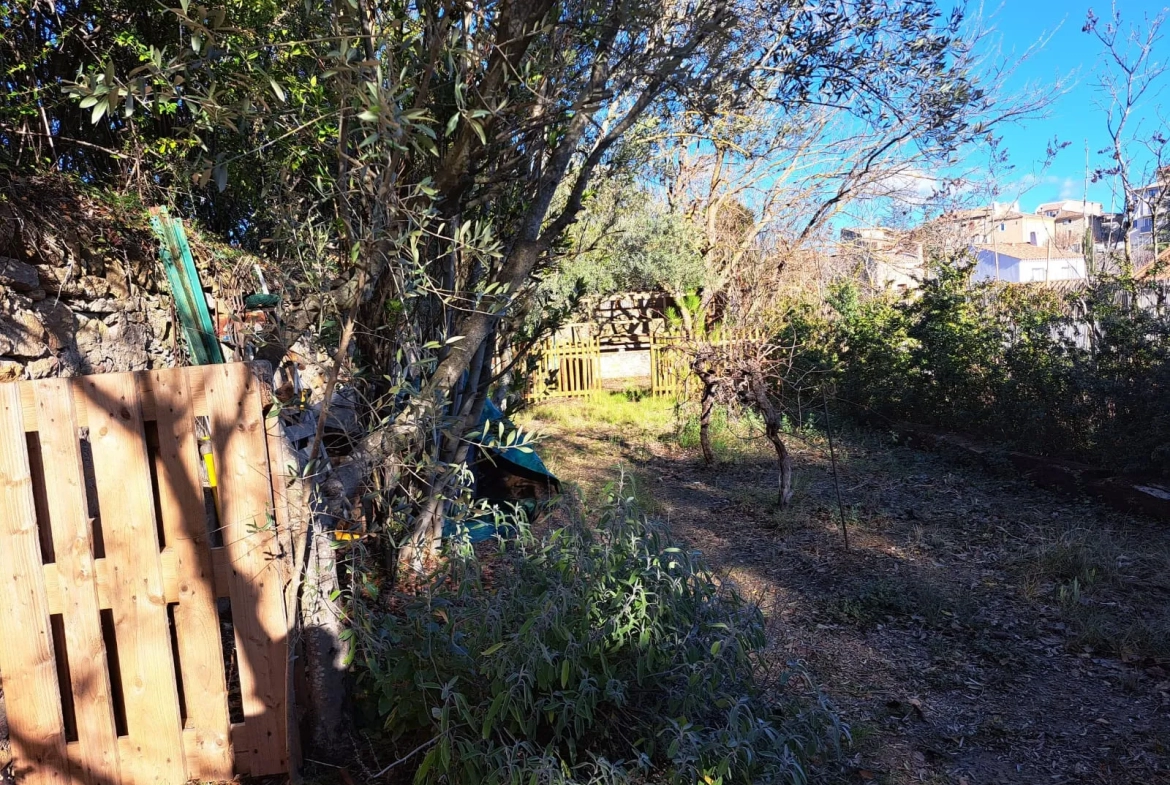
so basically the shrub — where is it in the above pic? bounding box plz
[362,494,837,784]
[792,254,1170,477]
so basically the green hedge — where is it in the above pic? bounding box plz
[789,256,1170,477]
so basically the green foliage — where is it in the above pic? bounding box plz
[363,495,835,784]
[553,185,707,304]
[677,405,768,463]
[792,253,1170,476]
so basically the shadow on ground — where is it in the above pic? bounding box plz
[520,397,1170,785]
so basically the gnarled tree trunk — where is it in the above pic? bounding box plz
[747,367,793,508]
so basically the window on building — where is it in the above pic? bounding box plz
[999,222,1006,231]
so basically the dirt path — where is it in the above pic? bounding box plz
[518,397,1170,785]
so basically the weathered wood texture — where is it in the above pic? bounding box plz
[528,337,602,400]
[0,365,294,785]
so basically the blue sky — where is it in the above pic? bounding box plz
[974,0,1168,211]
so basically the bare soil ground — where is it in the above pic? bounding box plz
[517,396,1170,785]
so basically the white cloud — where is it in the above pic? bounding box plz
[1005,174,1086,208]
[857,169,944,206]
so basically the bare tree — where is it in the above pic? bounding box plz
[1085,4,1170,272]
[643,11,1058,325]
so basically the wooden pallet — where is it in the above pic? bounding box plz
[0,364,297,785]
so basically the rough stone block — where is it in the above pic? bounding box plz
[25,356,59,379]
[0,360,21,383]
[34,299,76,351]
[0,257,38,292]
[0,309,47,357]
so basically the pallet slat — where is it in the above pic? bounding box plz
[42,549,233,616]
[150,369,234,781]
[0,383,71,785]
[33,379,122,785]
[264,416,306,774]
[202,364,287,777]
[80,373,186,785]
[17,376,210,433]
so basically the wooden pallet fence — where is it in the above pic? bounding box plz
[0,364,295,785]
[528,337,602,400]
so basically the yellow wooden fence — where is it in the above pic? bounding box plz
[528,337,603,400]
[650,330,766,398]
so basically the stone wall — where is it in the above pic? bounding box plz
[0,176,192,382]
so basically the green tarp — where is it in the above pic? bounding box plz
[443,399,558,542]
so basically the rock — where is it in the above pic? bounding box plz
[106,265,130,299]
[0,309,47,357]
[85,297,127,314]
[34,300,75,351]
[57,347,85,376]
[25,356,59,379]
[75,315,108,350]
[146,301,173,344]
[1086,477,1170,521]
[0,201,16,250]
[42,273,111,299]
[0,257,39,292]
[0,360,22,383]
[102,314,150,371]
[1006,452,1111,495]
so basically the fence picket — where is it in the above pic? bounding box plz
[527,337,602,400]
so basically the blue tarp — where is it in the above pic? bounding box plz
[479,399,558,483]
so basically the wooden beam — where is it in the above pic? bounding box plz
[80,373,186,785]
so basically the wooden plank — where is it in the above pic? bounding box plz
[33,379,122,785]
[0,383,71,785]
[17,377,210,433]
[79,372,186,785]
[43,549,233,616]
[263,414,306,776]
[201,364,287,776]
[150,368,234,781]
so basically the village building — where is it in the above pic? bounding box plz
[1132,169,1168,252]
[972,242,1087,283]
[1036,199,1125,252]
[937,202,1058,248]
[839,226,925,292]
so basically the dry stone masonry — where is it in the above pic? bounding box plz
[0,177,207,381]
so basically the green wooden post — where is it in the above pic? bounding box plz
[149,207,224,365]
